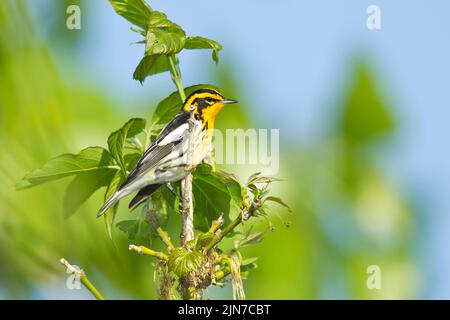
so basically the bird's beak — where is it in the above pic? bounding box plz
[221,98,238,104]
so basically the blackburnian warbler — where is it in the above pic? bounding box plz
[97,88,237,217]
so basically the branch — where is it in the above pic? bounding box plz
[168,52,196,300]
[59,258,105,300]
[128,244,168,261]
[180,175,194,246]
[209,213,224,233]
[180,105,195,247]
[168,54,194,248]
[206,199,261,252]
[156,227,175,251]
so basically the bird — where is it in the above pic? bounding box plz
[97,88,237,217]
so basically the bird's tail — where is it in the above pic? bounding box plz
[97,190,124,218]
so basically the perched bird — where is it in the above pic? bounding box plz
[97,88,237,217]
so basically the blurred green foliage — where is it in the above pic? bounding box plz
[0,0,416,299]
[0,0,156,299]
[339,62,394,146]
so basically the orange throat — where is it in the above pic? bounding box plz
[201,103,225,131]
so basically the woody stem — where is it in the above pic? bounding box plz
[168,54,195,299]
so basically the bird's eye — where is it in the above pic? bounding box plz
[206,97,213,103]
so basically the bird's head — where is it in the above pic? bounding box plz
[183,88,237,127]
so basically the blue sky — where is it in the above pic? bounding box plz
[28,0,450,298]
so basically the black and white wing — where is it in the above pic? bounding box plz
[120,111,190,190]
[96,111,189,217]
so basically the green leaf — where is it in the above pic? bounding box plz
[214,171,246,207]
[145,22,186,56]
[107,118,146,172]
[124,136,145,154]
[247,172,262,185]
[151,84,219,128]
[104,170,125,239]
[130,27,146,36]
[143,11,186,57]
[129,10,186,83]
[144,190,171,230]
[241,257,259,266]
[108,0,153,30]
[192,164,232,232]
[16,147,119,190]
[196,232,215,249]
[124,152,142,171]
[168,247,204,277]
[159,181,181,210]
[265,196,291,211]
[248,174,282,185]
[116,218,151,244]
[185,36,222,63]
[154,183,181,228]
[63,169,117,219]
[240,257,258,279]
[150,91,183,128]
[239,232,265,248]
[104,203,119,240]
[105,171,125,202]
[116,220,136,239]
[133,55,171,83]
